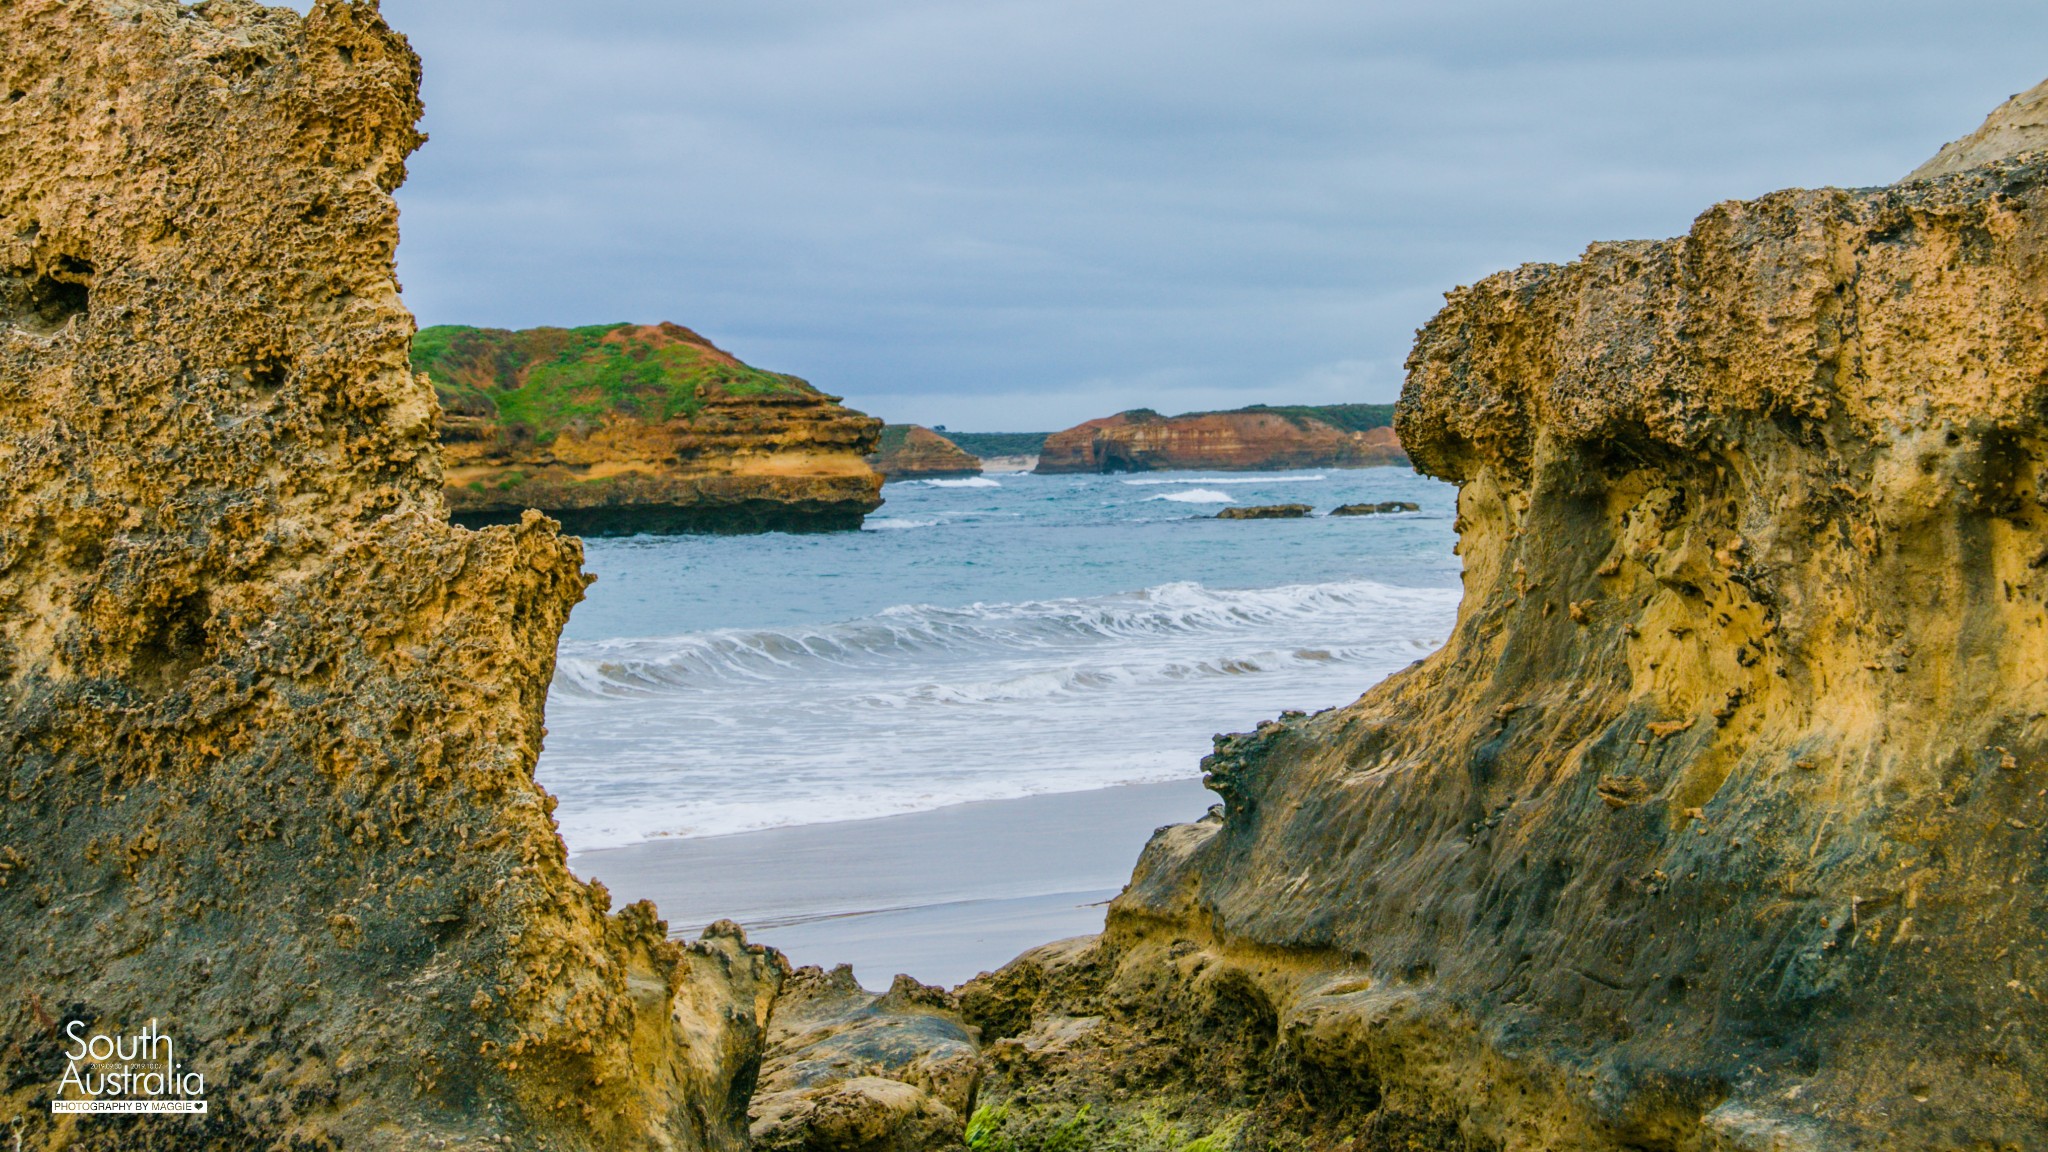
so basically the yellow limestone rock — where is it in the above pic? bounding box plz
[1906,77,2048,181]
[959,84,2048,1151]
[0,2,779,1148]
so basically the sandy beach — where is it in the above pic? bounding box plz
[571,778,1215,988]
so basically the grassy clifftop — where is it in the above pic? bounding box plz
[1170,402,1396,432]
[414,322,813,442]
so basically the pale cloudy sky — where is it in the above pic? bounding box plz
[358,0,2048,431]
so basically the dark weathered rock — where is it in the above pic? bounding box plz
[1216,504,1313,520]
[963,94,2048,1151]
[0,3,781,1147]
[1330,501,1420,516]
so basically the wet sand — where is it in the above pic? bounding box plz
[571,778,1214,988]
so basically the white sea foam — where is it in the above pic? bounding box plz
[864,518,940,531]
[1123,475,1327,486]
[923,477,1002,488]
[1150,489,1236,504]
[541,578,1458,849]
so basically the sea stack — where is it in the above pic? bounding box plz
[423,322,885,535]
[868,425,984,480]
[0,3,780,1147]
[957,85,2048,1148]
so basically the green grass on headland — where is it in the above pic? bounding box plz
[1165,403,1397,433]
[413,323,812,443]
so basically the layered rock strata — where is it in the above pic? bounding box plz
[869,425,983,481]
[960,105,2048,1149]
[1035,406,1406,474]
[425,323,885,535]
[0,3,782,1148]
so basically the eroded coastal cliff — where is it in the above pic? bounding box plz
[1035,403,1406,474]
[1,3,781,1148]
[422,322,884,535]
[947,95,2048,1150]
[10,1,2048,1148]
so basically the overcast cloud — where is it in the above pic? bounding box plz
[358,0,2048,430]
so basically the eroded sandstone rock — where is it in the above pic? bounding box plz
[751,968,981,1152]
[426,322,885,536]
[868,426,983,482]
[964,93,2048,1150]
[0,3,781,1147]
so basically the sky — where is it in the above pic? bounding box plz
[351,0,2048,432]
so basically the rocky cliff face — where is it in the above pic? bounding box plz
[960,101,2048,1149]
[1034,406,1406,474]
[424,322,884,535]
[869,425,983,480]
[0,4,782,1148]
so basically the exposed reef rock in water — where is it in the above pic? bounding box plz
[1332,501,1421,516]
[1216,504,1312,520]
[422,322,885,535]
[869,425,984,481]
[0,3,783,1147]
[959,100,2048,1148]
[1035,404,1407,474]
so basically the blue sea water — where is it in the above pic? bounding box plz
[542,468,1462,851]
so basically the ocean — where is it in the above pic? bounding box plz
[543,467,1463,855]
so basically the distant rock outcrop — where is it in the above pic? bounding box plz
[1331,500,1419,516]
[1035,404,1406,474]
[1216,504,1312,520]
[422,322,884,535]
[869,425,983,480]
[1,4,781,1147]
[961,84,2048,1150]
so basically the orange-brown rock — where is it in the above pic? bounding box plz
[958,86,2048,1150]
[1034,405,1406,474]
[1,3,781,1148]
[426,322,885,535]
[868,424,983,480]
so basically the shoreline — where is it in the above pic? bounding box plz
[570,777,1216,988]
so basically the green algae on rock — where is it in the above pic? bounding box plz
[424,322,885,535]
[0,2,781,1147]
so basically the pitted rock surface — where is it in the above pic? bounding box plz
[963,90,2048,1152]
[0,3,780,1148]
